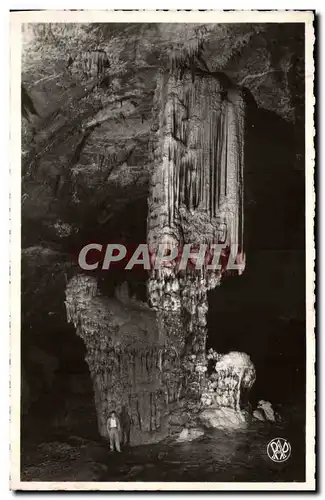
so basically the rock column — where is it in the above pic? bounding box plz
[148,70,246,397]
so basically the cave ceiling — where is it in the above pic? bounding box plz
[21,23,304,254]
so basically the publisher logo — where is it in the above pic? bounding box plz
[267,438,291,462]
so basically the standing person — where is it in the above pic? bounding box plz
[107,411,121,452]
[120,406,131,446]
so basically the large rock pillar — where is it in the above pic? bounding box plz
[147,70,246,398]
[65,274,183,444]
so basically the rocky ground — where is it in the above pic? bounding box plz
[21,407,305,483]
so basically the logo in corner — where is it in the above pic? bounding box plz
[267,438,291,462]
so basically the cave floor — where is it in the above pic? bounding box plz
[21,419,305,484]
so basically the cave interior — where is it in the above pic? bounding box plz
[21,22,306,448]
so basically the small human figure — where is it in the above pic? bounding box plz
[120,405,131,446]
[107,411,121,452]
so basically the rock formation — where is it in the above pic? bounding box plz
[64,67,253,441]
[148,69,246,397]
[21,23,305,443]
[256,400,276,422]
[65,274,183,445]
[200,351,256,429]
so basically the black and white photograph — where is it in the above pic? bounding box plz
[10,10,315,490]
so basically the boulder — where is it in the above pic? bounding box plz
[252,409,266,421]
[257,400,275,422]
[176,427,204,442]
[200,407,249,430]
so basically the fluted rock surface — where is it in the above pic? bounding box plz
[147,69,246,396]
[65,274,183,444]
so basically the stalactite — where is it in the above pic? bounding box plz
[148,69,246,406]
[65,274,184,444]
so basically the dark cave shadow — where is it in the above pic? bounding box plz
[95,196,149,302]
[207,98,306,408]
[20,323,99,448]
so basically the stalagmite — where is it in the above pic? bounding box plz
[65,274,183,445]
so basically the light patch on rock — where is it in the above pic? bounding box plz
[214,351,254,372]
[53,221,77,238]
[200,407,249,430]
[176,428,204,442]
[253,409,266,421]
